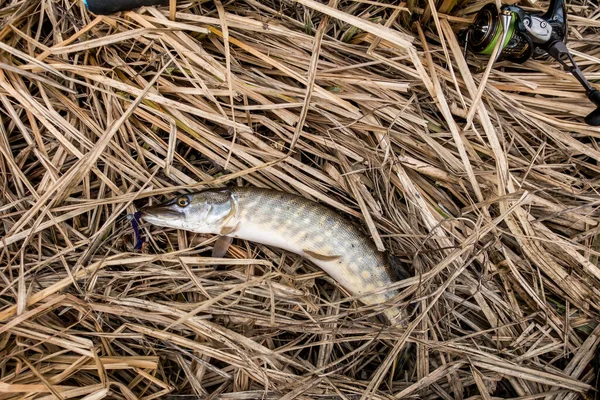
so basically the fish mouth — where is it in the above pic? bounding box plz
[139,205,182,220]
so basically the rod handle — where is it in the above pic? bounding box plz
[585,89,600,126]
[84,0,169,14]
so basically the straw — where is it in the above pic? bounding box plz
[0,0,599,398]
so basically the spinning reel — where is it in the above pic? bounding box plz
[462,0,600,125]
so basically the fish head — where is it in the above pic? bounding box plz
[140,189,234,233]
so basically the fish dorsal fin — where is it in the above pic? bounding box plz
[303,249,341,261]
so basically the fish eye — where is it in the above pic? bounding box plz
[177,196,190,207]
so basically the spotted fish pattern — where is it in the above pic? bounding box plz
[141,187,402,322]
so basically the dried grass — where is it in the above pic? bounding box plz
[1,0,600,398]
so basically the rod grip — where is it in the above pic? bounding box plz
[84,0,169,14]
[585,89,600,126]
[585,108,600,126]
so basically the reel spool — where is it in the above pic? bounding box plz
[466,3,533,63]
[461,0,600,126]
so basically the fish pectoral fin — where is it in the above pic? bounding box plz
[212,235,234,258]
[213,221,240,257]
[219,221,240,236]
[303,249,341,261]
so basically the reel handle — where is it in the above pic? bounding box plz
[547,41,600,126]
[542,0,567,26]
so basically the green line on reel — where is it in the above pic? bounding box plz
[479,12,516,55]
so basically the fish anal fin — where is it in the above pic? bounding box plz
[303,249,341,261]
[388,254,410,280]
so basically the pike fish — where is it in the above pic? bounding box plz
[140,187,403,323]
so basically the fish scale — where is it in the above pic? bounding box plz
[141,187,402,323]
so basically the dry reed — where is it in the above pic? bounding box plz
[1,0,600,399]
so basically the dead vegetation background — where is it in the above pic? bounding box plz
[1,0,600,398]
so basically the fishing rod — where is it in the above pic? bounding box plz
[460,0,600,126]
[84,0,599,125]
[84,0,168,15]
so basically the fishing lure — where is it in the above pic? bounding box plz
[129,211,144,250]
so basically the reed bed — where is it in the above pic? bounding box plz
[1,0,600,398]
